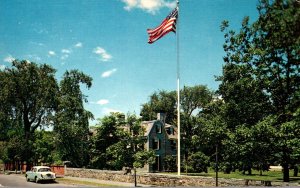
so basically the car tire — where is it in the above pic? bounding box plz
[25,175,30,182]
[35,177,39,183]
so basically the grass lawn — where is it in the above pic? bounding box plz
[164,169,300,183]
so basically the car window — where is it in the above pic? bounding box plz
[38,168,51,172]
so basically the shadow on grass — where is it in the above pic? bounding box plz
[163,170,300,184]
[276,177,300,182]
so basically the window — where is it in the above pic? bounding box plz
[166,127,171,134]
[170,127,174,135]
[38,168,51,172]
[153,138,160,150]
[166,127,174,135]
[156,124,162,133]
[170,140,176,150]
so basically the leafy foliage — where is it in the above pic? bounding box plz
[0,60,59,163]
[140,90,177,124]
[133,150,155,169]
[90,112,152,170]
[140,85,213,165]
[220,0,300,181]
[185,152,210,173]
[54,70,93,167]
[32,131,55,164]
[0,60,58,138]
[164,155,177,172]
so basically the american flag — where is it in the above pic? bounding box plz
[147,7,178,44]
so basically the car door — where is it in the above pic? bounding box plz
[28,167,36,180]
[26,168,32,180]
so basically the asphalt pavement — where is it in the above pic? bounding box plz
[0,173,78,187]
[0,173,152,187]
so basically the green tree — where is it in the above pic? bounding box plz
[90,112,126,169]
[90,112,154,170]
[32,130,55,165]
[0,60,59,163]
[181,85,213,117]
[251,116,277,175]
[4,134,27,166]
[140,90,177,124]
[276,110,300,179]
[195,99,230,173]
[54,70,93,167]
[217,63,272,129]
[133,150,155,169]
[164,155,177,172]
[220,0,300,181]
[185,151,210,173]
[0,60,58,134]
[181,86,213,161]
[140,85,213,164]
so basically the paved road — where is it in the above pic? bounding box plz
[0,174,85,187]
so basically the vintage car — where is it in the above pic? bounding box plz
[25,166,56,183]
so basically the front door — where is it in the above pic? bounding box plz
[153,155,160,171]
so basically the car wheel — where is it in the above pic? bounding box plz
[35,177,39,183]
[25,175,29,182]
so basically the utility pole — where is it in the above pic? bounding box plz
[216,144,218,187]
[134,168,137,187]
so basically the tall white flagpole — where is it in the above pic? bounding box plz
[176,0,181,176]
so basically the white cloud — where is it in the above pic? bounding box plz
[93,47,112,62]
[48,51,56,56]
[75,42,82,48]
[3,55,15,63]
[61,54,69,60]
[61,49,71,54]
[101,68,117,78]
[123,0,138,10]
[96,99,109,105]
[102,107,122,115]
[61,49,71,60]
[122,0,176,14]
[0,64,5,70]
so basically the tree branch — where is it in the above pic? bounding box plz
[30,114,43,133]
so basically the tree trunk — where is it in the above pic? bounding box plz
[283,163,289,182]
[294,166,298,177]
[248,168,252,175]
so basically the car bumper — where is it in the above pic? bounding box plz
[40,175,56,181]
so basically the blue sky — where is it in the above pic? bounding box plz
[0,0,258,124]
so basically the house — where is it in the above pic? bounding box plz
[140,113,177,172]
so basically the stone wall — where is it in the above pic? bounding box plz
[65,168,271,186]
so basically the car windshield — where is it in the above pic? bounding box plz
[38,168,51,172]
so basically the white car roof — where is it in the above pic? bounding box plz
[33,166,51,169]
